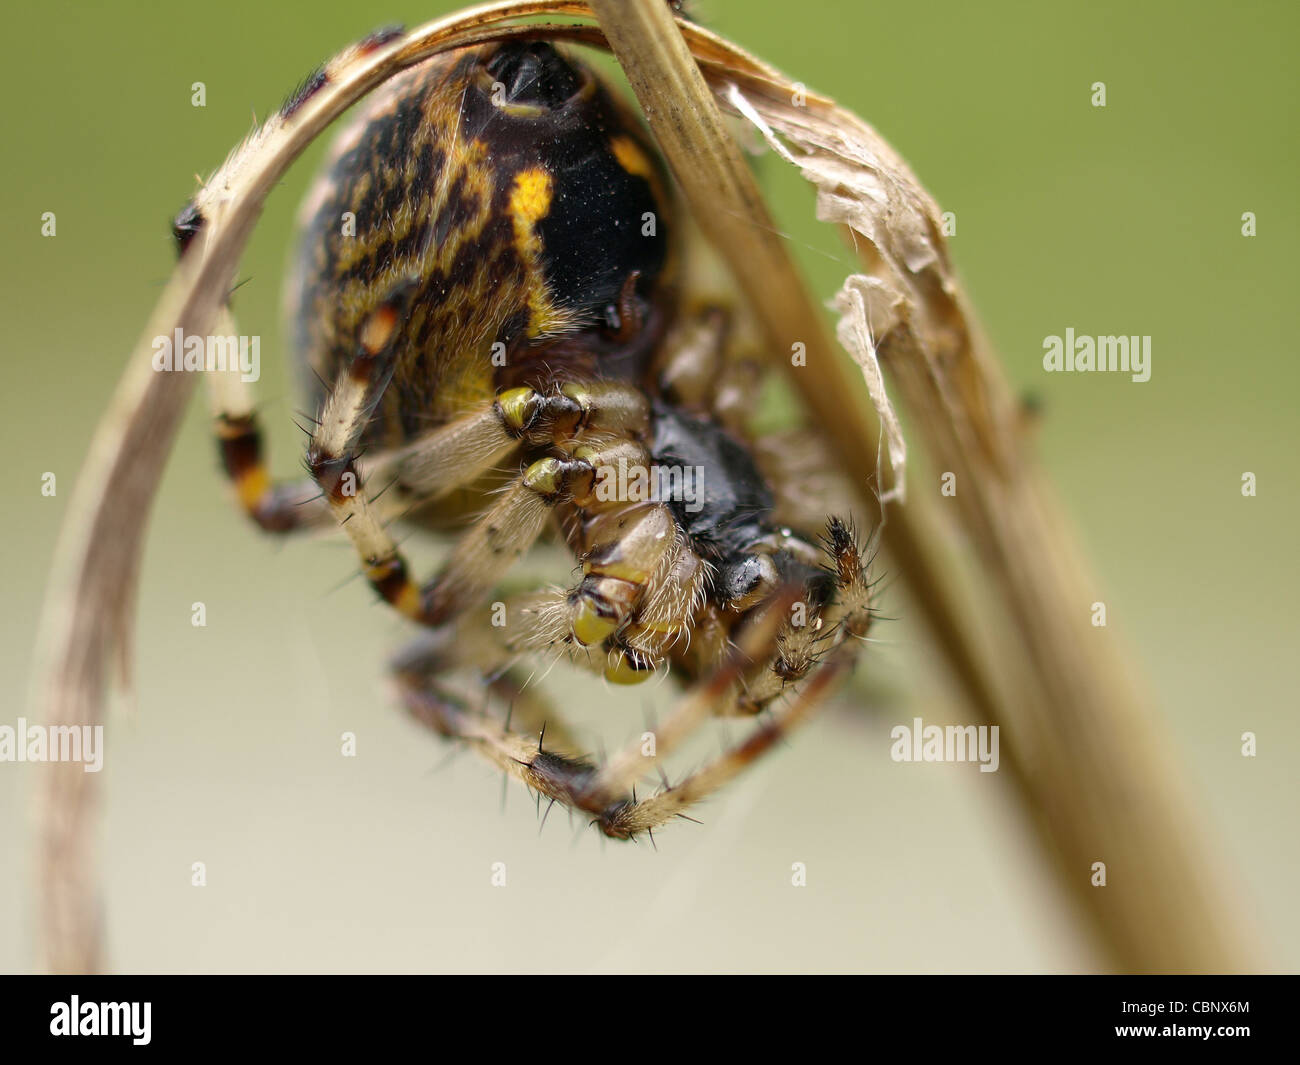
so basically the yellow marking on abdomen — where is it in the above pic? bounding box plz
[510,167,553,230]
[509,167,566,336]
[610,135,655,181]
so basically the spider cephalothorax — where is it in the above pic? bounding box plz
[179,35,877,840]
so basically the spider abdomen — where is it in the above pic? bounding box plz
[287,40,675,450]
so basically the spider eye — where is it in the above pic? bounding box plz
[483,41,584,110]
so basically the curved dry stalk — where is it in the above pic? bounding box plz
[33,0,1254,973]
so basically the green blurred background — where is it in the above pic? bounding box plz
[2,0,1296,972]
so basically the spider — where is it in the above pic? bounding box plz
[177,32,878,841]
